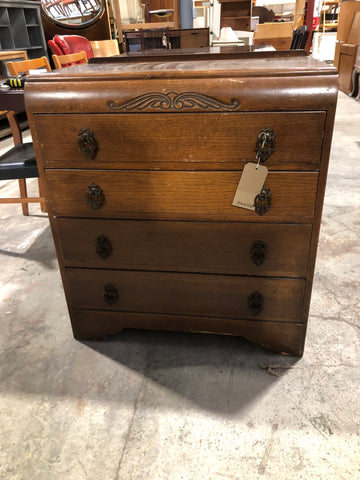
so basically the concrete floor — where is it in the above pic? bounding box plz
[0,92,359,480]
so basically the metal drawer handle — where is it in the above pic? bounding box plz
[250,240,267,266]
[79,128,98,159]
[254,187,271,216]
[247,291,264,316]
[96,235,112,260]
[255,128,276,163]
[86,182,105,210]
[103,283,118,305]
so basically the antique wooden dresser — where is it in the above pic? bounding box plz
[26,56,338,356]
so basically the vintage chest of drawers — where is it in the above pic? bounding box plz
[26,56,338,356]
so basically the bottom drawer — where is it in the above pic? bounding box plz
[70,310,305,356]
[66,269,305,323]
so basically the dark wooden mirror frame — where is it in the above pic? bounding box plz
[39,0,111,42]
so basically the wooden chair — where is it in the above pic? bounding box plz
[52,51,88,69]
[0,111,46,215]
[1,56,50,214]
[90,40,120,57]
[6,56,51,77]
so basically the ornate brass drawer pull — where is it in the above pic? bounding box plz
[86,182,104,210]
[255,128,276,163]
[247,291,264,316]
[254,187,271,216]
[103,283,118,305]
[250,240,267,266]
[96,235,112,260]
[78,128,98,159]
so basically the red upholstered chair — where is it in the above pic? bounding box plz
[48,34,94,60]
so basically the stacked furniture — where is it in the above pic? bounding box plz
[350,38,360,99]
[253,22,293,50]
[336,11,360,93]
[319,0,339,32]
[123,27,209,52]
[334,0,360,93]
[26,56,337,356]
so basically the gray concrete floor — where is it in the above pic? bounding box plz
[0,92,359,480]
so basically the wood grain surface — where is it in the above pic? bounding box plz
[37,112,325,171]
[25,56,338,355]
[46,170,318,222]
[56,218,312,277]
[71,309,305,355]
[66,268,305,323]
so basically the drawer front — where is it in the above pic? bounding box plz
[46,170,318,222]
[180,30,209,48]
[57,219,312,277]
[67,269,305,323]
[36,112,325,170]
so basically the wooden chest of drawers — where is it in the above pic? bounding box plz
[26,57,338,356]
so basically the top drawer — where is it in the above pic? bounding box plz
[35,112,325,171]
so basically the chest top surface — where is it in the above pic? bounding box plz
[25,57,338,116]
[27,56,337,81]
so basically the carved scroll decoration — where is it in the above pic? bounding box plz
[107,92,240,113]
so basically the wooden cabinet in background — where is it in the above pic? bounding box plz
[124,27,209,52]
[253,22,293,50]
[143,0,180,29]
[218,0,252,31]
[337,11,360,93]
[337,0,360,42]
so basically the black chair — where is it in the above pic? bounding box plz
[290,25,309,50]
[0,111,45,215]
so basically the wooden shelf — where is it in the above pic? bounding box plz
[218,0,252,32]
[0,1,47,59]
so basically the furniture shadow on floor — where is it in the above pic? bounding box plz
[0,222,55,269]
[83,330,300,414]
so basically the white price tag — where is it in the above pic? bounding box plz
[232,163,268,211]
